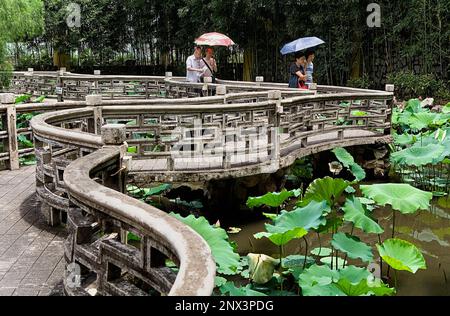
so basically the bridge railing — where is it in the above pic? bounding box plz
[26,81,393,296]
[2,90,310,171]
[9,70,380,101]
[29,88,394,201]
[30,113,216,296]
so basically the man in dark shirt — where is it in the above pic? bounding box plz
[289,52,307,89]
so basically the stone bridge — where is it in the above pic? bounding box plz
[0,71,394,296]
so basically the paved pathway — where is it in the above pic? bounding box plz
[0,166,66,296]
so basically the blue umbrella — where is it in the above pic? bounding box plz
[280,37,325,55]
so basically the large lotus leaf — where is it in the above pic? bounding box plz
[398,111,413,126]
[409,112,441,130]
[376,239,427,274]
[391,144,445,167]
[320,257,347,269]
[301,284,346,296]
[254,225,308,246]
[331,233,374,263]
[301,177,350,207]
[360,184,433,214]
[171,213,240,275]
[338,265,371,284]
[248,254,279,285]
[220,282,267,296]
[332,148,366,181]
[394,133,416,146]
[300,265,395,297]
[405,99,423,114]
[247,189,296,208]
[275,201,329,231]
[299,264,340,287]
[335,278,396,296]
[342,198,384,234]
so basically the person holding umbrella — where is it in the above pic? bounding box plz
[289,52,308,89]
[186,46,206,83]
[194,32,235,83]
[305,50,315,87]
[281,37,325,89]
[202,47,218,83]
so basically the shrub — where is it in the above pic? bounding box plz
[0,61,13,90]
[387,71,449,102]
[347,74,373,89]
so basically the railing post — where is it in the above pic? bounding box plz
[203,77,212,97]
[268,91,282,167]
[216,85,227,103]
[86,95,103,135]
[1,93,20,170]
[255,76,264,87]
[93,70,101,95]
[101,124,127,193]
[385,84,395,135]
[56,69,64,102]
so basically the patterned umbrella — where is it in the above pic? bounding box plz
[194,32,235,47]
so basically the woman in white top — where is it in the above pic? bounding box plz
[202,47,218,82]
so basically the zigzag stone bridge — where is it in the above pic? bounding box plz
[0,71,394,296]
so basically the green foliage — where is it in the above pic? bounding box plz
[299,264,395,297]
[342,198,384,234]
[254,201,328,246]
[170,213,240,275]
[301,177,349,207]
[331,233,373,263]
[387,72,449,101]
[347,74,372,89]
[127,184,172,199]
[247,189,300,209]
[220,282,267,296]
[392,143,445,167]
[377,239,427,274]
[332,147,366,182]
[392,98,450,193]
[360,184,433,215]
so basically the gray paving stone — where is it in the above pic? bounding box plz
[0,167,65,296]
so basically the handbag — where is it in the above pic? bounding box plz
[202,58,216,83]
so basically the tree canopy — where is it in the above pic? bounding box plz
[2,0,450,88]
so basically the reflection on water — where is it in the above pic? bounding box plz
[229,197,450,296]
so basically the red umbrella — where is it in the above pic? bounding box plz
[194,32,235,47]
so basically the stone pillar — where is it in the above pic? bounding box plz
[1,93,20,170]
[56,69,64,102]
[255,76,264,86]
[101,124,127,193]
[268,91,282,165]
[203,77,213,97]
[216,85,227,103]
[86,95,103,135]
[385,84,395,135]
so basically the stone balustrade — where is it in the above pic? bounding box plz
[2,73,394,296]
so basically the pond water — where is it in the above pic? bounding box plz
[228,196,450,296]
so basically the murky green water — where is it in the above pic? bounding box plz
[229,197,450,296]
